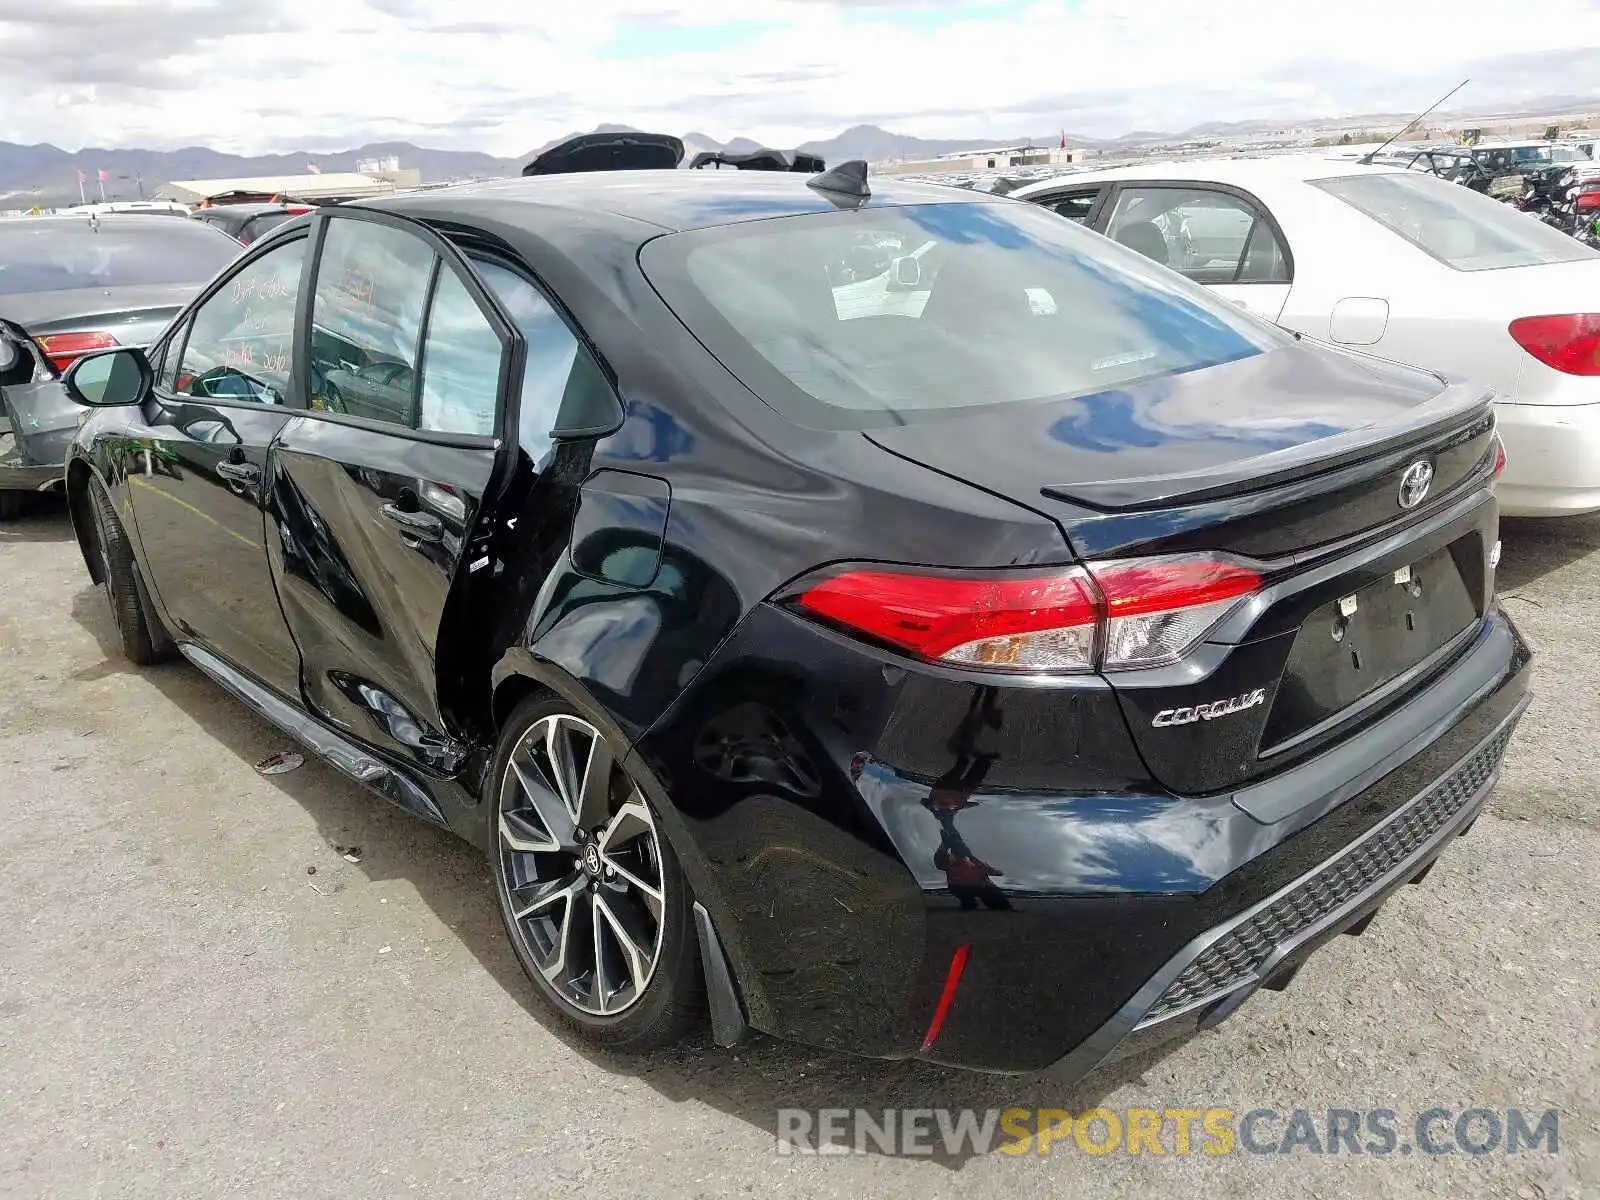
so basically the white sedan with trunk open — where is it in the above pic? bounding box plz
[1013,156,1600,517]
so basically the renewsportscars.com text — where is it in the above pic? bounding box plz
[775,1106,1561,1157]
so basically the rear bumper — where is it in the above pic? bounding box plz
[1049,692,1525,1081]
[0,390,73,492]
[1495,398,1600,516]
[912,607,1530,1073]
[0,456,64,491]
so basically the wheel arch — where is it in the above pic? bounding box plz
[64,456,104,584]
[487,647,764,1036]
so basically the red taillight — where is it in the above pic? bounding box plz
[1577,191,1600,210]
[797,568,1099,671]
[34,331,118,374]
[795,553,1261,674]
[1508,314,1600,376]
[1089,556,1262,670]
[1493,437,1507,478]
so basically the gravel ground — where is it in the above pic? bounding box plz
[1,505,1595,1199]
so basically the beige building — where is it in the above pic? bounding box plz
[877,146,1079,176]
[156,166,423,206]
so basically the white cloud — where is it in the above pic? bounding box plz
[1,0,1599,153]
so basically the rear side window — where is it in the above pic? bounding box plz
[1042,190,1101,224]
[473,258,621,457]
[308,218,435,426]
[640,201,1282,430]
[241,212,299,244]
[1313,172,1597,271]
[418,270,500,437]
[1104,186,1291,284]
[0,220,238,295]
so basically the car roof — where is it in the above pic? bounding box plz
[1011,154,1406,197]
[367,168,993,235]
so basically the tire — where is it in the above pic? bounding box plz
[0,490,28,521]
[88,483,175,666]
[490,694,705,1051]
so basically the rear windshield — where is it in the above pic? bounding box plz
[639,201,1283,429]
[1313,171,1597,271]
[241,211,300,242]
[0,219,238,296]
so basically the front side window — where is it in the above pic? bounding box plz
[174,237,305,404]
[640,200,1284,430]
[1105,186,1290,284]
[1313,171,1598,271]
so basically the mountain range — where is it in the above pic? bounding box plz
[5,94,1598,209]
[0,122,1090,207]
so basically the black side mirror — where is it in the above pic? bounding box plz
[64,346,153,407]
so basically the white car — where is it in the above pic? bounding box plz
[1012,156,1600,516]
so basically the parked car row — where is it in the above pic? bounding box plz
[0,212,243,517]
[0,135,842,519]
[10,135,1531,1081]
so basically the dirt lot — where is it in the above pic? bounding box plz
[1,505,1596,1199]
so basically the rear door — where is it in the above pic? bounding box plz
[266,209,522,775]
[1097,182,1293,321]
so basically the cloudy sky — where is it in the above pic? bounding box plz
[4,0,1600,154]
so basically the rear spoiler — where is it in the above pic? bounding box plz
[687,149,825,173]
[522,132,685,176]
[1042,376,1497,512]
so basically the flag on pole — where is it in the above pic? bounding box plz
[97,169,109,183]
[1059,129,1067,150]
[306,162,321,175]
[76,169,87,204]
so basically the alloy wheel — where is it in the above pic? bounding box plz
[496,714,667,1017]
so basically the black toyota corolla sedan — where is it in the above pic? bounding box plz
[60,163,1531,1075]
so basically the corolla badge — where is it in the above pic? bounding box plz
[1153,688,1267,728]
[1397,460,1434,510]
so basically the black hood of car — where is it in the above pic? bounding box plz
[522,132,685,176]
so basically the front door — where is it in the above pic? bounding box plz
[130,234,308,698]
[266,211,520,774]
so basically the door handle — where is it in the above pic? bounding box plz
[381,502,443,543]
[216,461,260,484]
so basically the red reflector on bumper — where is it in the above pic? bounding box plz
[921,944,971,1051]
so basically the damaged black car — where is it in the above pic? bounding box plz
[62,162,1530,1074]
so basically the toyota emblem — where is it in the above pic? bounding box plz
[1397,460,1434,510]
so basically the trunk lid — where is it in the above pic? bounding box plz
[0,283,192,351]
[1458,257,1600,317]
[868,340,1501,795]
[866,340,1494,560]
